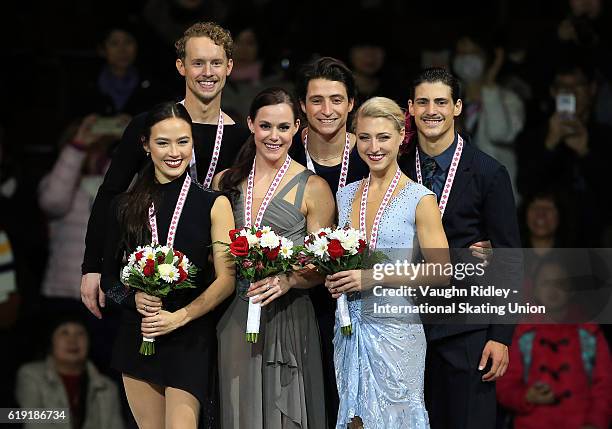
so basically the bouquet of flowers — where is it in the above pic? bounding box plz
[224,226,296,343]
[121,245,198,355]
[300,226,385,335]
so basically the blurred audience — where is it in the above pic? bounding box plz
[38,115,122,374]
[38,116,114,303]
[16,314,124,429]
[452,33,525,199]
[221,22,294,125]
[348,31,403,104]
[73,22,168,120]
[497,257,612,429]
[516,60,612,247]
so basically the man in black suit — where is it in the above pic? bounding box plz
[399,68,522,429]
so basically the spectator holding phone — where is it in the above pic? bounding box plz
[496,255,612,429]
[516,60,612,246]
[39,115,113,305]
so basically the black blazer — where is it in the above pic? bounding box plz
[399,138,522,345]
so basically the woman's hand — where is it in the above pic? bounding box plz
[135,292,162,317]
[325,270,372,298]
[247,275,291,306]
[140,309,186,338]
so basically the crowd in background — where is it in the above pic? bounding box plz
[1,0,611,427]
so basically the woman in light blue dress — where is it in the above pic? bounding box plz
[325,97,450,428]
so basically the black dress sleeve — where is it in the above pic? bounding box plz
[100,198,136,310]
[82,114,147,274]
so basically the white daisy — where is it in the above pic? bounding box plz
[307,236,330,260]
[279,237,294,259]
[158,263,179,283]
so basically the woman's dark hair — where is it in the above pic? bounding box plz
[118,102,192,251]
[295,57,357,103]
[219,87,299,199]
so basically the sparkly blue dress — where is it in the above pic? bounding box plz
[334,180,433,429]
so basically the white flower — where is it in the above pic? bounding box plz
[121,265,131,282]
[341,228,361,255]
[328,228,347,242]
[261,226,272,234]
[158,263,179,283]
[245,231,259,246]
[143,247,156,261]
[260,230,280,249]
[158,245,171,256]
[279,237,294,259]
[307,236,330,261]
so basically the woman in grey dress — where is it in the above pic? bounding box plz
[213,87,336,429]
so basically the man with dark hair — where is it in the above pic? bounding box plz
[290,56,369,428]
[80,22,249,318]
[291,56,369,196]
[399,67,522,429]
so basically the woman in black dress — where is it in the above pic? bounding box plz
[101,102,235,428]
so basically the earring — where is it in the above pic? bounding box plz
[146,152,150,157]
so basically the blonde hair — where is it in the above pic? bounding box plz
[352,97,405,133]
[175,22,233,60]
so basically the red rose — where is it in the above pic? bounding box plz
[157,254,165,264]
[242,259,254,269]
[174,250,181,257]
[229,236,249,257]
[328,239,345,260]
[264,245,280,261]
[229,228,241,242]
[143,259,155,277]
[255,230,263,238]
[178,267,187,283]
[135,251,144,261]
[318,231,327,237]
[357,239,367,254]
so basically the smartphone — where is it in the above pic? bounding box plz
[556,93,576,119]
[91,117,128,137]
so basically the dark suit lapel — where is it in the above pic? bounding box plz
[443,142,476,216]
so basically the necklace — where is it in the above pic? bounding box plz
[303,131,351,189]
[309,152,343,162]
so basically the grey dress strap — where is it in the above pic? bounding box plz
[274,169,313,208]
